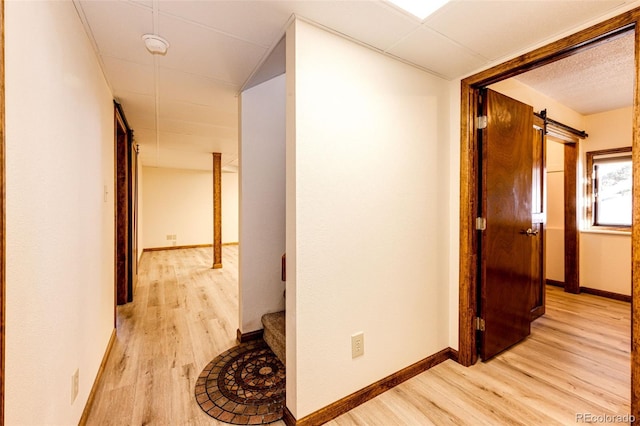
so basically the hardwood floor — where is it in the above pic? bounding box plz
[329,286,631,425]
[84,246,270,426]
[86,249,631,425]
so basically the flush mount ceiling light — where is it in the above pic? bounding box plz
[142,34,170,55]
[387,0,450,20]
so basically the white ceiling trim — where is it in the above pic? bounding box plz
[71,0,113,93]
[292,14,450,80]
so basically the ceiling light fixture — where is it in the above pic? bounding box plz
[142,34,170,55]
[387,0,450,20]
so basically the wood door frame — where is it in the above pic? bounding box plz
[542,133,579,294]
[128,129,138,293]
[115,105,129,307]
[530,114,546,321]
[458,8,640,419]
[115,101,137,309]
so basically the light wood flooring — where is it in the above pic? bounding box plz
[85,247,246,426]
[329,285,631,425]
[85,248,631,425]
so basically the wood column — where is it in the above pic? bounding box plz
[212,153,222,269]
[563,143,579,294]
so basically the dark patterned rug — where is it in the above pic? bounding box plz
[195,340,286,425]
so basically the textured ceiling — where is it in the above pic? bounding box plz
[516,31,635,115]
[73,0,640,170]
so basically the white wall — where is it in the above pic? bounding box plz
[222,171,239,245]
[583,107,632,152]
[447,82,461,350]
[141,167,239,248]
[580,107,632,295]
[239,74,286,333]
[581,232,631,294]
[137,156,144,261]
[5,2,115,424]
[286,19,450,418]
[546,141,565,282]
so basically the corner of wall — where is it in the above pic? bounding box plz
[448,79,462,350]
[284,17,298,418]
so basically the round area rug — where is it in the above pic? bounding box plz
[195,340,286,425]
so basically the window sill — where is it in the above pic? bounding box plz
[581,228,631,236]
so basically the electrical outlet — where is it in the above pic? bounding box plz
[351,332,364,358]
[166,234,172,240]
[71,369,79,404]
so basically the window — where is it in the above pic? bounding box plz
[586,147,632,229]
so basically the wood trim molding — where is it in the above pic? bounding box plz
[128,135,138,299]
[79,329,117,426]
[546,279,565,288]
[212,153,222,269]
[461,14,635,87]
[283,348,454,425]
[458,80,479,368]
[282,406,296,426]
[142,243,237,253]
[545,281,630,302]
[546,125,581,144]
[632,23,640,420]
[143,244,213,252]
[236,328,264,344]
[458,9,640,419]
[580,287,631,303]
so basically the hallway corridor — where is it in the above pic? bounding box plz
[85,247,256,425]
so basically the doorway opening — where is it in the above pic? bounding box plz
[115,102,138,310]
[457,12,639,419]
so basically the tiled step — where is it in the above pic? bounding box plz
[262,311,285,365]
